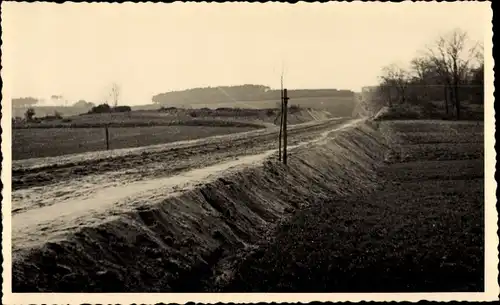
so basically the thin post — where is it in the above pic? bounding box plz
[283,88,289,165]
[105,125,110,150]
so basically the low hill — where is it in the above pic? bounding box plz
[10,85,357,119]
[152,84,355,109]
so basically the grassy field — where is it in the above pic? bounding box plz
[13,106,336,129]
[224,120,484,292]
[13,111,267,129]
[12,106,338,160]
[12,95,356,121]
[12,125,257,160]
[185,96,356,116]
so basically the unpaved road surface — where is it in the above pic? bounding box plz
[12,118,347,191]
[12,117,353,252]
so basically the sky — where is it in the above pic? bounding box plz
[2,2,491,106]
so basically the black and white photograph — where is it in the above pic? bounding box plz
[1,1,497,303]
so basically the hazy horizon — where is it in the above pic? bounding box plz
[2,2,490,106]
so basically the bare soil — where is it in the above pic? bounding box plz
[222,120,484,292]
[11,119,484,293]
[11,118,362,292]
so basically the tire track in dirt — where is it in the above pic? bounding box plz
[12,118,348,191]
[12,118,352,216]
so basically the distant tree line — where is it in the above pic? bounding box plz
[12,99,131,119]
[152,84,354,106]
[366,28,484,120]
[12,83,122,111]
[11,97,39,108]
[12,98,96,109]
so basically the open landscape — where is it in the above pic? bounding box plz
[11,118,485,293]
[4,2,494,303]
[12,104,338,159]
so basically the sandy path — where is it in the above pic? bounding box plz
[12,118,358,252]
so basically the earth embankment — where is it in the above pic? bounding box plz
[13,119,388,292]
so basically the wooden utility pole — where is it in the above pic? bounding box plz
[283,88,289,165]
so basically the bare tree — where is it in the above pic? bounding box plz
[372,28,483,119]
[360,86,386,115]
[410,56,434,102]
[110,83,120,107]
[474,42,484,66]
[377,79,394,107]
[469,42,484,104]
[410,55,452,111]
[410,57,428,82]
[427,29,479,119]
[380,64,411,105]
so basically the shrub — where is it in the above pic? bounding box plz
[159,106,177,112]
[54,111,63,119]
[113,105,132,112]
[41,115,60,121]
[373,105,425,121]
[25,107,36,121]
[200,107,212,113]
[88,103,112,114]
[87,103,132,114]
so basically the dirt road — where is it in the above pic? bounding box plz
[12,117,353,252]
[12,118,347,190]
